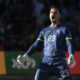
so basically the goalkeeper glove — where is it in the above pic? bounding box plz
[17,54,29,64]
[68,55,74,65]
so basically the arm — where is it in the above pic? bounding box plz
[25,38,43,56]
[17,30,44,64]
[65,27,74,65]
[25,30,44,56]
[65,27,74,56]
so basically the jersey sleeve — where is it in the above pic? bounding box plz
[65,27,74,56]
[25,30,44,56]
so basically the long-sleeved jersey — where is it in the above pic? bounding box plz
[26,25,74,65]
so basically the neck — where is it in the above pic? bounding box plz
[50,23,57,27]
[50,23,59,27]
[50,21,59,27]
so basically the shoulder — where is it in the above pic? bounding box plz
[41,26,50,33]
[59,25,70,32]
[59,24,66,29]
[58,25,71,35]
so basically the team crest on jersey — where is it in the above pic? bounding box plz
[56,29,60,33]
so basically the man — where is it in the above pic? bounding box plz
[17,5,74,80]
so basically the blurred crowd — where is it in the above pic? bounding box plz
[0,0,80,51]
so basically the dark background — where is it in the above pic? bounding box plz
[0,0,80,51]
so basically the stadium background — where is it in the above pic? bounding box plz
[0,0,80,80]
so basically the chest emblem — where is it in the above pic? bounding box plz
[56,29,60,33]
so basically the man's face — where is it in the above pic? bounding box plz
[49,8,61,23]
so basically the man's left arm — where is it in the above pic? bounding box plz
[65,27,74,65]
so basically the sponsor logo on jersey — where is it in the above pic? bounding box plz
[45,30,51,33]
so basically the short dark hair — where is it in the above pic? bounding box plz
[50,5,61,14]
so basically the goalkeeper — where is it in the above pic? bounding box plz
[17,5,74,80]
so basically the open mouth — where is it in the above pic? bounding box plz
[52,16,55,19]
[52,16,55,20]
